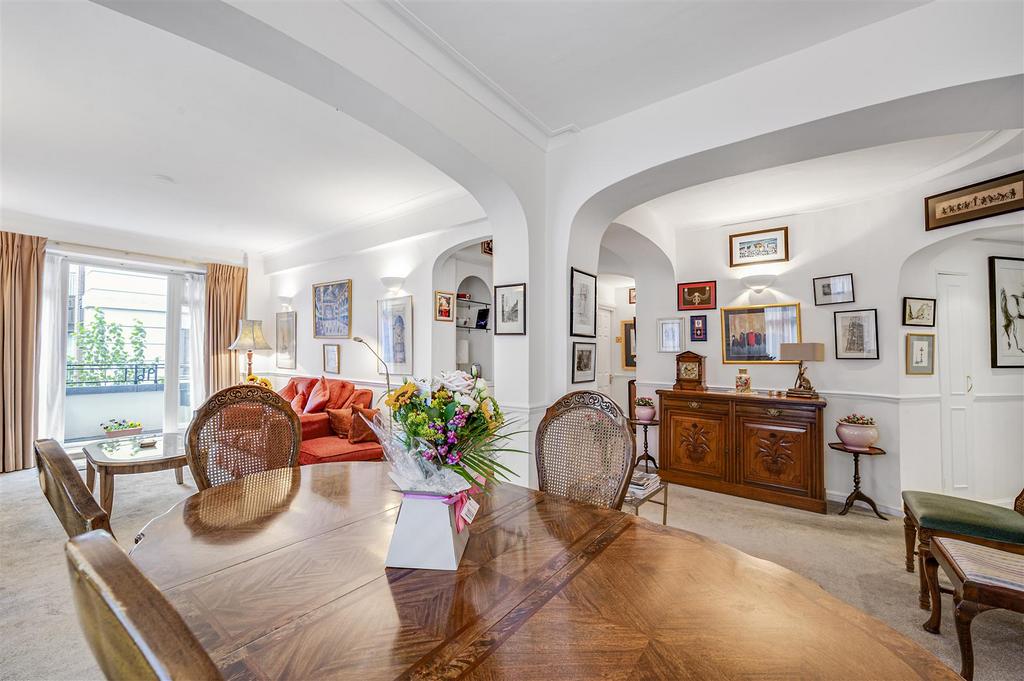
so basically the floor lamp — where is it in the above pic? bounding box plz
[352,337,394,422]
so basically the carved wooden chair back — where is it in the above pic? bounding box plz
[65,530,222,681]
[535,391,636,510]
[1016,488,1023,515]
[185,384,301,490]
[627,379,637,421]
[34,439,112,538]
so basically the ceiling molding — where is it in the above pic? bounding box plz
[344,0,578,150]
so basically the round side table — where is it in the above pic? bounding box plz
[828,441,887,520]
[629,419,659,473]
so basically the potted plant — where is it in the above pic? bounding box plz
[635,397,656,422]
[836,413,878,451]
[101,419,143,438]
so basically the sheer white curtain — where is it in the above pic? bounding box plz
[36,253,68,442]
[184,272,206,414]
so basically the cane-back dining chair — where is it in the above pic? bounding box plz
[536,391,636,510]
[35,439,112,538]
[65,530,223,681]
[185,384,301,490]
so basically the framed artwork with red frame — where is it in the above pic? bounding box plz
[677,280,717,310]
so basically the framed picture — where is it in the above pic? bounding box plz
[925,170,1023,231]
[275,311,296,370]
[834,309,879,360]
[433,290,454,322]
[322,344,340,374]
[729,226,789,267]
[628,287,636,304]
[571,342,596,383]
[481,239,493,256]
[906,333,935,375]
[721,303,801,363]
[312,279,352,338]
[988,256,1024,368]
[690,315,707,342]
[903,296,936,327]
[677,280,717,310]
[621,319,637,370]
[812,273,855,306]
[657,318,683,353]
[494,283,527,335]
[377,295,413,375]
[570,267,597,337]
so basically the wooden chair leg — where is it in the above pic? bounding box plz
[922,553,942,634]
[903,510,916,573]
[953,597,981,681]
[917,534,932,610]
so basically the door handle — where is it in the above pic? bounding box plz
[966,376,974,393]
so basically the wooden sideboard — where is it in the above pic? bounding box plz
[657,389,827,513]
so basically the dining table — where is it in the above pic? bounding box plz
[130,462,957,680]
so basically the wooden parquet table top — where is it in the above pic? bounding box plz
[130,462,956,680]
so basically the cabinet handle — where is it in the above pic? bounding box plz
[687,401,702,409]
[765,408,782,417]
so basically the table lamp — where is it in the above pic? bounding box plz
[228,320,272,377]
[779,342,825,399]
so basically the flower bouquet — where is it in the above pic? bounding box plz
[368,370,520,570]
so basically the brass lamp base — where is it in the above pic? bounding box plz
[786,387,819,399]
[787,360,818,399]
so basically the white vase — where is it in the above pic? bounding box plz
[835,422,879,451]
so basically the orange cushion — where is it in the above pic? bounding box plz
[326,380,355,410]
[326,408,353,437]
[303,376,331,414]
[298,437,384,465]
[344,389,373,410]
[290,393,307,414]
[350,406,380,444]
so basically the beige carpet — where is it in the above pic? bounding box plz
[1,465,1021,680]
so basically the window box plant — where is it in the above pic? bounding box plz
[836,413,878,451]
[101,419,143,438]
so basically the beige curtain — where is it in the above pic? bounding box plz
[1,231,46,472]
[205,263,247,395]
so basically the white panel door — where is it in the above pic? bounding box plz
[596,307,612,395]
[937,272,974,496]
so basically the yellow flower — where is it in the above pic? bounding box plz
[385,382,417,410]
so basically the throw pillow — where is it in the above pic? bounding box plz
[289,393,307,414]
[349,406,381,444]
[303,376,331,414]
[327,408,354,438]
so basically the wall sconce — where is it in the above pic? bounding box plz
[277,295,293,310]
[740,274,776,293]
[380,276,405,294]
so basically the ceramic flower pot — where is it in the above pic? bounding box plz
[105,427,142,438]
[835,422,879,451]
[635,406,656,422]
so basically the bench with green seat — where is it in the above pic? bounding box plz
[903,488,1024,610]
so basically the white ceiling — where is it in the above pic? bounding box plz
[395,0,926,133]
[633,131,1023,231]
[0,1,465,254]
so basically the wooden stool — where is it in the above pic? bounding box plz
[923,537,1024,680]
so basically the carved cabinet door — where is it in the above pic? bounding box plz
[738,418,811,494]
[666,409,728,480]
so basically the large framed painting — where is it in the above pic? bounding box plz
[621,319,637,370]
[571,342,596,383]
[677,280,716,310]
[570,267,597,337]
[902,296,936,327]
[729,226,789,267]
[275,311,296,369]
[905,333,935,376]
[988,256,1024,368]
[721,303,801,364]
[494,282,526,335]
[377,295,413,376]
[656,318,683,353]
[834,309,879,360]
[312,279,352,338]
[925,171,1023,231]
[812,273,855,306]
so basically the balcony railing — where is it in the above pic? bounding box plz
[67,362,166,387]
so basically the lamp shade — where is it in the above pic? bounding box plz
[228,320,272,351]
[779,342,825,362]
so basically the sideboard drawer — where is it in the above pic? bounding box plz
[735,404,817,423]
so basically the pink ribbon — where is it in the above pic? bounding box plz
[443,491,471,533]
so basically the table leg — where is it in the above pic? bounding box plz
[98,469,114,516]
[85,462,95,492]
[175,465,184,485]
[661,485,668,525]
[953,598,981,681]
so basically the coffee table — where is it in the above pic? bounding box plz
[83,433,187,515]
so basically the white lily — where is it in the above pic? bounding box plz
[455,392,479,413]
[440,369,475,394]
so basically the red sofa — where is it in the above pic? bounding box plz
[279,377,384,466]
